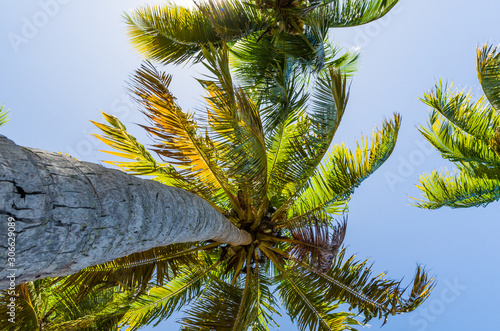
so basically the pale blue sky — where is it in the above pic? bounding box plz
[1,0,500,330]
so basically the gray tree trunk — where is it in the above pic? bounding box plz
[0,135,251,288]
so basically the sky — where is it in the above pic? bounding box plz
[1,0,500,330]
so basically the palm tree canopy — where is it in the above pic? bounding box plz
[124,0,398,70]
[37,44,435,331]
[414,44,500,209]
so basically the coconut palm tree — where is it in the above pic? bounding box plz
[125,0,397,71]
[43,44,434,330]
[414,44,500,209]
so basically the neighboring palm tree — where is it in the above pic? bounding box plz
[50,44,434,330]
[414,44,500,209]
[125,0,397,71]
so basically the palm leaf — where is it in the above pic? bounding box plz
[59,243,217,296]
[420,80,499,140]
[261,246,361,331]
[419,110,500,166]
[414,169,500,209]
[321,0,399,28]
[0,106,8,127]
[266,246,434,325]
[477,43,500,111]
[270,67,349,220]
[118,261,221,330]
[200,44,268,218]
[125,1,267,66]
[286,114,400,226]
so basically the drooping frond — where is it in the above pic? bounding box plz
[414,169,500,209]
[282,249,434,324]
[181,272,258,331]
[0,106,9,127]
[59,243,216,296]
[419,110,500,165]
[477,43,500,111]
[420,81,500,140]
[118,262,221,330]
[47,285,133,331]
[261,246,361,331]
[287,114,400,226]
[321,0,399,28]
[288,218,347,272]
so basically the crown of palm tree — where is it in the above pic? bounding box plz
[13,44,434,331]
[414,44,500,209]
[124,0,398,72]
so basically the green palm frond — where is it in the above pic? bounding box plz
[0,106,9,127]
[262,246,361,331]
[416,43,500,209]
[272,247,434,325]
[200,44,269,218]
[477,44,500,111]
[421,81,499,140]
[118,262,221,331]
[181,272,258,330]
[288,114,400,226]
[419,110,500,165]
[270,67,349,218]
[130,60,238,210]
[0,283,39,330]
[125,1,267,65]
[322,0,399,28]
[414,169,500,209]
[59,242,217,296]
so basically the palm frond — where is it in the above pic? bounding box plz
[129,60,236,210]
[270,67,349,219]
[286,114,400,226]
[477,43,500,111]
[419,110,500,166]
[414,169,500,209]
[180,273,257,331]
[0,283,39,330]
[285,249,434,324]
[0,106,9,127]
[125,1,268,66]
[288,218,347,272]
[59,243,216,296]
[420,80,499,140]
[118,262,221,330]
[321,0,399,28]
[261,246,361,331]
[200,44,268,218]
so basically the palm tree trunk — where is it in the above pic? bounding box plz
[0,135,251,288]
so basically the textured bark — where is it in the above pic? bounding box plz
[0,135,251,288]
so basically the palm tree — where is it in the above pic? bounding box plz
[47,44,433,330]
[125,0,398,71]
[414,43,500,209]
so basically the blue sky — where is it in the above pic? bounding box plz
[1,0,500,330]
